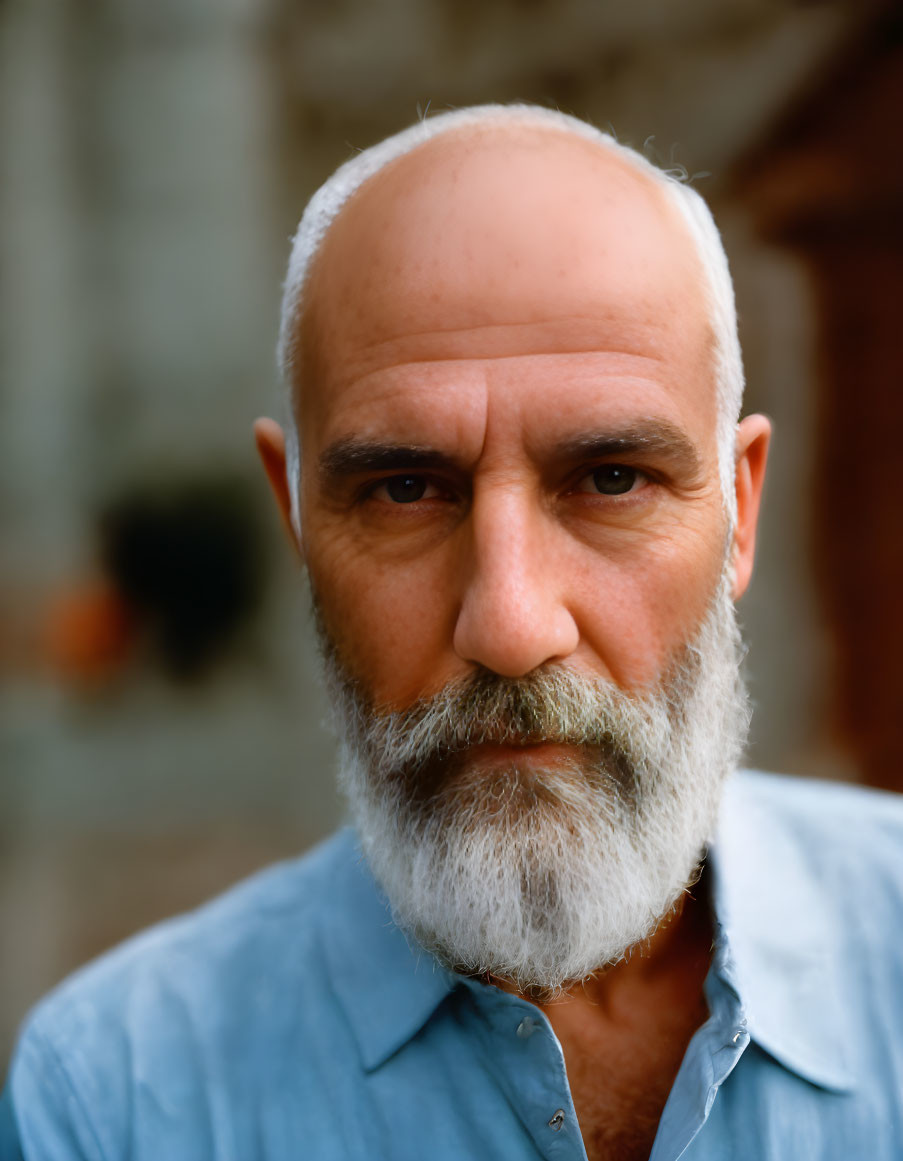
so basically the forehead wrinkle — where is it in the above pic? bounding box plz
[302,317,698,422]
[343,324,677,379]
[305,339,721,491]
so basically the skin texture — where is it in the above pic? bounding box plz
[256,123,770,1159]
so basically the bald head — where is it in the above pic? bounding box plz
[300,126,710,396]
[277,105,744,531]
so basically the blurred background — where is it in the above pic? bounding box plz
[2,0,901,1063]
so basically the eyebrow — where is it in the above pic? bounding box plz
[556,421,703,477]
[318,419,703,483]
[318,439,458,482]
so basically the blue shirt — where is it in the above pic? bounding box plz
[4,770,903,1160]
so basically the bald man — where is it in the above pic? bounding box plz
[4,106,903,1161]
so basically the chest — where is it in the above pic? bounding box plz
[566,1052,678,1161]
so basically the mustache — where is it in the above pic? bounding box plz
[339,662,689,783]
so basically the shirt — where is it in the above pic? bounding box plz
[4,770,903,1160]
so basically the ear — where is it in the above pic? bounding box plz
[253,417,303,560]
[731,413,771,600]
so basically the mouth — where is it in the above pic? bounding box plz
[420,737,633,807]
[434,742,606,799]
[459,741,584,768]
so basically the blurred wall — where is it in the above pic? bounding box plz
[0,0,871,1063]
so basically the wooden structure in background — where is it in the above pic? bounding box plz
[738,5,903,790]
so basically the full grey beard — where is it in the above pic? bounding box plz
[316,577,748,996]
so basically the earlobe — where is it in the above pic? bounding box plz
[253,417,303,560]
[731,414,771,600]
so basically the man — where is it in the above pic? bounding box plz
[3,104,903,1160]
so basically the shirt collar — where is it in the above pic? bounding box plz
[707,770,854,1091]
[326,772,856,1088]
[323,831,455,1072]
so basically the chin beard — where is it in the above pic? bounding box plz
[316,576,749,997]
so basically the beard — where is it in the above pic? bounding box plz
[315,574,749,997]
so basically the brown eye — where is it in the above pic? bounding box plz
[588,465,639,495]
[379,475,430,503]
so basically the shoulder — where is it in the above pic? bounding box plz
[716,771,903,1118]
[27,824,360,1021]
[7,828,366,1159]
[724,769,903,923]
[729,768,903,856]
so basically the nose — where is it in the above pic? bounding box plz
[452,488,579,677]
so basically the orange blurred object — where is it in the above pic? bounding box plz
[45,582,137,683]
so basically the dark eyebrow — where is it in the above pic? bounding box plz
[318,439,458,482]
[318,421,704,484]
[557,421,703,478]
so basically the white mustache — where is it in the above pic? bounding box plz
[344,661,698,787]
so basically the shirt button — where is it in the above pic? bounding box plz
[516,1017,536,1039]
[548,1110,566,1131]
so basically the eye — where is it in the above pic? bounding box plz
[371,474,439,504]
[577,464,646,496]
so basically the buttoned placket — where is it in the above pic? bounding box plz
[460,979,589,1161]
[648,937,752,1161]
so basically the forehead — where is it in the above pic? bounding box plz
[294,124,715,444]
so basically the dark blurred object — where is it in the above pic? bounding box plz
[739,1,903,791]
[99,476,266,679]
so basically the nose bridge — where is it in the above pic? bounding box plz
[453,478,579,676]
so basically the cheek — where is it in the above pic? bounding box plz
[306,537,460,707]
[573,519,727,688]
